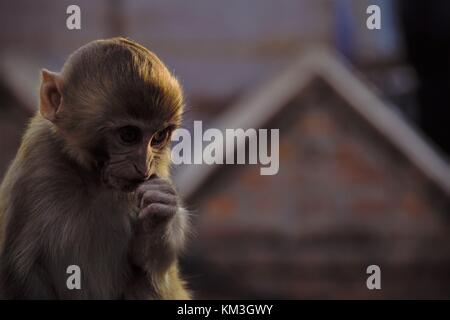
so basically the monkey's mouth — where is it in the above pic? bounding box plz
[104,174,144,192]
[100,166,144,192]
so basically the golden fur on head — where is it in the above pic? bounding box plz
[54,37,184,171]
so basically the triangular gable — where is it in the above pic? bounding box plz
[175,48,450,199]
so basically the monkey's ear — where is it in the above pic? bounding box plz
[40,69,63,122]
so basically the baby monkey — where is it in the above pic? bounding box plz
[0,38,190,299]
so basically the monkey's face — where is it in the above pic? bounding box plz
[58,76,183,192]
[97,122,176,192]
[45,38,184,191]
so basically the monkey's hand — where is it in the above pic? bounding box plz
[129,176,188,275]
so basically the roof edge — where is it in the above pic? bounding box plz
[175,47,450,198]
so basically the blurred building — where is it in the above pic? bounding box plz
[178,50,450,299]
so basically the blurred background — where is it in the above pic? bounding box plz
[0,0,449,298]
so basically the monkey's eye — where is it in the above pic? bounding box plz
[151,128,171,148]
[118,126,142,145]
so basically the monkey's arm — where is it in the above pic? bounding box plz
[150,263,191,299]
[124,261,190,300]
[0,204,93,299]
[0,163,128,300]
[0,227,58,299]
[125,177,190,300]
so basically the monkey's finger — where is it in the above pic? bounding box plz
[140,203,177,219]
[136,182,176,199]
[136,185,176,206]
[139,204,177,229]
[140,190,177,208]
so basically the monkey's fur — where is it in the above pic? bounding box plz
[0,38,190,299]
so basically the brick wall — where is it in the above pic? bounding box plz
[181,81,450,299]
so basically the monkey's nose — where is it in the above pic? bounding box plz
[133,163,147,178]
